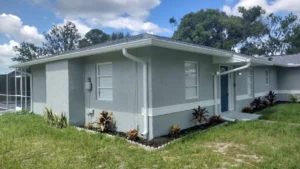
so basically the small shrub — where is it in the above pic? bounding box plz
[44,107,55,125]
[96,110,115,132]
[250,97,265,110]
[209,115,222,124]
[126,129,139,141]
[192,106,209,125]
[56,113,68,129]
[288,94,299,103]
[262,100,270,107]
[84,123,93,129]
[169,125,181,137]
[44,107,68,128]
[265,91,276,105]
[242,106,253,113]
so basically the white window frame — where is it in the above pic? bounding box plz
[184,61,199,99]
[247,68,254,97]
[265,69,270,85]
[97,62,113,101]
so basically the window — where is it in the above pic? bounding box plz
[185,61,198,99]
[265,69,270,85]
[247,68,253,97]
[97,62,113,101]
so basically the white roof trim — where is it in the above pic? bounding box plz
[10,37,275,68]
[11,38,237,68]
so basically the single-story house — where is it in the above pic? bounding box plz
[10,33,300,139]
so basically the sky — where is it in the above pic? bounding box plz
[0,0,300,73]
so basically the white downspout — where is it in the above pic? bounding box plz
[122,48,149,138]
[213,62,251,115]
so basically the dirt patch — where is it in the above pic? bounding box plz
[206,142,262,168]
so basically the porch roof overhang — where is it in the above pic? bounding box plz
[213,54,273,66]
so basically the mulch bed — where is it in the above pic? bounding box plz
[80,121,224,148]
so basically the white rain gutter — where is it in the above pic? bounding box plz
[213,61,251,115]
[122,48,149,139]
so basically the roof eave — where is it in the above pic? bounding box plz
[11,38,242,68]
[10,38,153,68]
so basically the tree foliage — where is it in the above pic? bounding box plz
[12,42,43,62]
[172,6,300,56]
[13,23,131,62]
[43,21,81,55]
[13,21,81,62]
[78,29,110,48]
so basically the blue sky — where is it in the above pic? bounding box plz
[0,0,299,73]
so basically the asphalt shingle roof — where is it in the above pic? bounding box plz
[269,54,300,66]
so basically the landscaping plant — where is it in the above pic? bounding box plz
[56,113,68,129]
[288,94,299,103]
[44,107,55,125]
[96,110,115,132]
[192,106,209,125]
[250,97,265,111]
[44,107,68,128]
[169,125,181,137]
[242,106,253,113]
[209,115,222,124]
[265,90,276,105]
[126,129,139,141]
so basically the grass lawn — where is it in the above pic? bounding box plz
[258,103,300,123]
[1,112,300,169]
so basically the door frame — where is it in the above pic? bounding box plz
[219,65,235,113]
[15,75,22,111]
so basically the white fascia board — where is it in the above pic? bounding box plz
[151,39,233,58]
[10,39,153,68]
[11,38,252,68]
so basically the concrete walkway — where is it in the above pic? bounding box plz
[221,111,261,121]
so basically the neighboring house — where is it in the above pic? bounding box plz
[10,34,300,139]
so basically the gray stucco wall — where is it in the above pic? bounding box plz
[68,59,85,125]
[277,67,300,101]
[82,48,152,133]
[151,47,214,107]
[149,47,215,138]
[31,64,46,115]
[277,67,300,90]
[46,60,70,118]
[235,66,278,111]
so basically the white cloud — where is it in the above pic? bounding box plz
[32,0,171,35]
[0,40,19,74]
[222,0,300,16]
[0,13,44,44]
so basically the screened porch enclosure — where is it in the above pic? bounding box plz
[0,69,32,111]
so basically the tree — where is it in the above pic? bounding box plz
[169,17,177,27]
[12,21,81,62]
[286,25,300,54]
[111,32,130,41]
[43,21,81,55]
[12,42,42,62]
[172,9,247,50]
[171,6,300,56]
[240,12,299,56]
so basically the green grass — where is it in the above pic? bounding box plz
[1,112,300,168]
[259,103,300,123]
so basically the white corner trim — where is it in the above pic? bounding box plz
[254,92,268,97]
[277,90,300,94]
[142,99,220,117]
[236,94,253,101]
